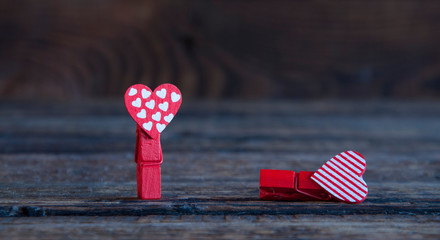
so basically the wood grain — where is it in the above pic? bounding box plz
[1,215,439,240]
[0,100,439,239]
[2,1,440,99]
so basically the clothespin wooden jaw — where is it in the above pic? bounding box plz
[135,125,163,165]
[259,169,333,201]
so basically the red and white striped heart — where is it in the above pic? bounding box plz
[311,151,368,203]
[124,84,182,139]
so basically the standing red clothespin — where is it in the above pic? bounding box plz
[260,151,368,203]
[124,84,182,199]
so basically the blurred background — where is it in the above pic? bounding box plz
[1,0,440,100]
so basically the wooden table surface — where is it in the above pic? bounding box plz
[1,100,439,239]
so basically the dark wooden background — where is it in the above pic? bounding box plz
[1,0,440,99]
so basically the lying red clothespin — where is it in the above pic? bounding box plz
[260,170,333,201]
[260,151,368,203]
[125,84,182,199]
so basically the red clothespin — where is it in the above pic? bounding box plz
[260,170,332,201]
[260,151,368,203]
[134,125,163,199]
[125,84,182,199]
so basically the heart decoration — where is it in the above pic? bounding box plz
[311,151,368,203]
[124,84,182,139]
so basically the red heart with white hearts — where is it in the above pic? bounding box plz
[311,151,368,203]
[124,84,182,139]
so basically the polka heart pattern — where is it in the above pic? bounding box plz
[311,151,368,203]
[124,84,182,139]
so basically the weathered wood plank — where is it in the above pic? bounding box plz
[0,151,439,183]
[1,215,439,239]
[1,185,439,217]
[0,152,439,217]
[1,101,440,154]
[0,100,439,238]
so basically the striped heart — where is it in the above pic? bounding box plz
[311,151,368,203]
